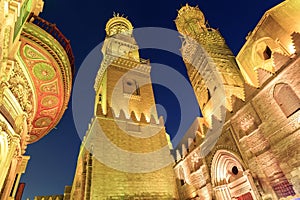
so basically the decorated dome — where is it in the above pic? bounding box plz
[175,4,206,36]
[105,13,133,36]
[16,15,74,143]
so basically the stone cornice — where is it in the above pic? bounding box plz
[94,54,151,92]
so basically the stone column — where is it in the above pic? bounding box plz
[214,185,231,200]
[0,122,9,191]
[10,156,30,199]
[0,135,20,199]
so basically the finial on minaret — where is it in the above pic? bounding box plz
[105,13,133,36]
[175,4,206,36]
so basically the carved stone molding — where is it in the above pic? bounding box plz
[7,62,34,125]
[245,130,270,156]
[0,120,8,132]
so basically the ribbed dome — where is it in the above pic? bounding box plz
[175,4,206,36]
[105,14,133,36]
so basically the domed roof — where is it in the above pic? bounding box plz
[175,4,206,36]
[105,13,133,36]
[18,15,74,143]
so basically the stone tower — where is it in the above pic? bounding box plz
[173,2,300,200]
[69,15,178,200]
[175,5,245,127]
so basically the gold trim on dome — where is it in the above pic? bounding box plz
[176,4,205,24]
[105,14,133,36]
[34,117,52,128]
[20,22,73,143]
[176,4,206,36]
[41,95,59,108]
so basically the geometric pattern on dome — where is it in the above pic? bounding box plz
[33,63,56,81]
[105,13,133,36]
[24,44,48,61]
[34,117,53,128]
[19,22,73,143]
[40,80,59,94]
[41,95,59,108]
[176,4,205,36]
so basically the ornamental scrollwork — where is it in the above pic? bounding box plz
[240,114,255,132]
[0,120,8,132]
[7,62,34,125]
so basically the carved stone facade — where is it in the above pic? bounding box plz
[0,0,73,199]
[174,1,300,200]
[29,1,300,200]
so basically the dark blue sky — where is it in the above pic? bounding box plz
[20,0,283,199]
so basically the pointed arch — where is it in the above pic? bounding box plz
[273,83,300,117]
[211,150,245,186]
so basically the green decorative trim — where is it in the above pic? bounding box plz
[33,63,56,81]
[22,22,72,97]
[41,95,59,108]
[21,22,73,143]
[34,117,52,128]
[24,45,47,61]
[13,0,32,40]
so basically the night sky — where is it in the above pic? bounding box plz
[20,0,283,199]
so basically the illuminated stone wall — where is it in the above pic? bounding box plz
[174,1,300,200]
[236,0,300,87]
[69,16,179,200]
[175,4,245,118]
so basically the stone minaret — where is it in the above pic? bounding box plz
[175,4,245,127]
[69,15,178,200]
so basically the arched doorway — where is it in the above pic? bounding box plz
[211,150,260,200]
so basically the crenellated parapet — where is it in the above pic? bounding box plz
[94,15,159,124]
[68,15,179,200]
[96,105,165,126]
[236,0,300,88]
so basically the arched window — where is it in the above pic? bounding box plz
[179,167,185,186]
[123,78,140,96]
[273,83,300,117]
[262,46,272,60]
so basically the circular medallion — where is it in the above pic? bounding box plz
[33,63,56,81]
[29,135,38,141]
[41,95,59,107]
[34,117,52,128]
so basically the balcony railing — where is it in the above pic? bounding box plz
[28,14,75,74]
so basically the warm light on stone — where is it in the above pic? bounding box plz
[174,1,300,200]
[0,0,73,198]
[1,0,300,199]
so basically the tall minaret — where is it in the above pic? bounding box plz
[175,5,245,127]
[69,15,178,199]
